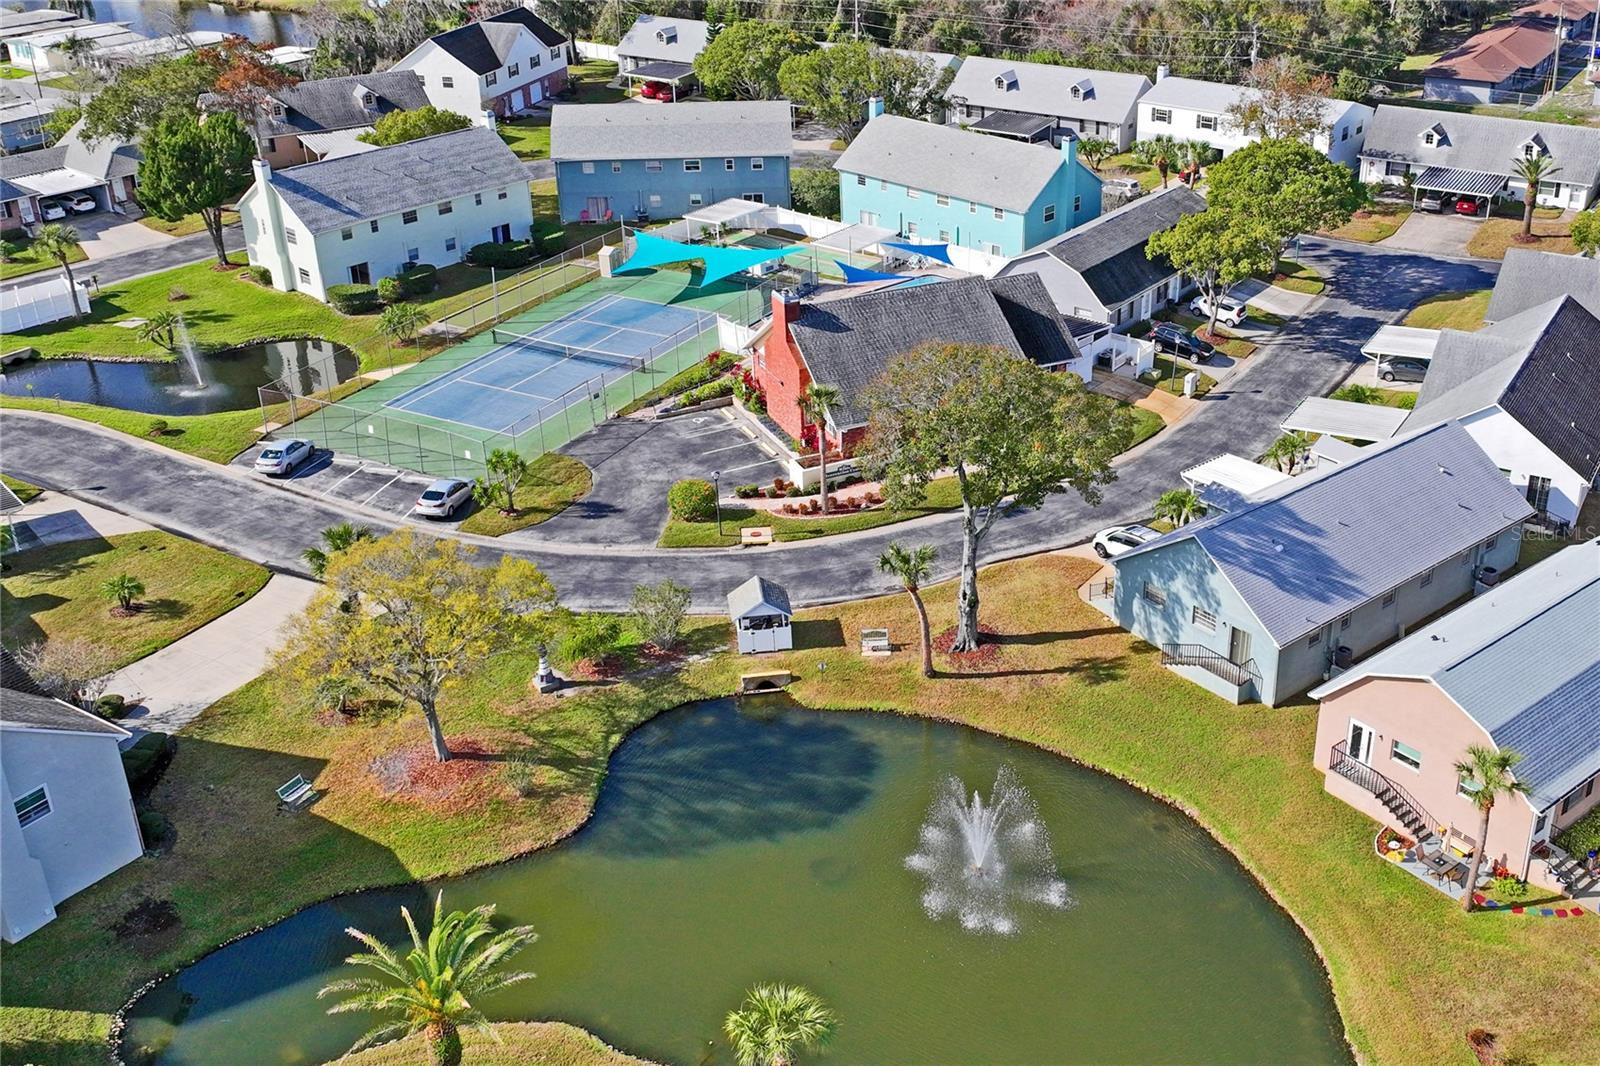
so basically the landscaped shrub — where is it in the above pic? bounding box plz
[1556,805,1600,858]
[0,239,21,262]
[376,276,404,304]
[505,751,541,798]
[95,693,127,719]
[326,283,380,314]
[145,418,169,438]
[732,367,766,413]
[467,240,535,269]
[678,377,735,406]
[668,478,717,522]
[121,732,173,795]
[247,265,272,286]
[1394,392,1417,410]
[560,613,623,666]
[630,578,692,651]
[137,809,172,850]
[734,484,761,499]
[399,263,437,297]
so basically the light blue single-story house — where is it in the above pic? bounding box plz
[549,100,793,223]
[834,108,1101,259]
[1108,422,1534,707]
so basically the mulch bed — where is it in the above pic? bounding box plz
[111,896,182,956]
[934,623,1003,669]
[109,604,143,619]
[368,736,501,814]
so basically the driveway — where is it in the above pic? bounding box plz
[105,574,320,735]
[1,238,1498,610]
[72,211,177,260]
[2,223,246,292]
[1378,211,1486,258]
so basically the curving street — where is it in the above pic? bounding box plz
[2,238,1496,609]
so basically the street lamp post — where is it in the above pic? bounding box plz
[712,470,723,535]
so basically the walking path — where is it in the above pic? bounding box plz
[8,490,149,550]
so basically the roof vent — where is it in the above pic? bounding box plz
[1438,463,1450,475]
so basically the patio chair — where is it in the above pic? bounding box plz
[579,209,591,222]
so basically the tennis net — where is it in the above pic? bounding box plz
[488,328,647,372]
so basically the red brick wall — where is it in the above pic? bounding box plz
[758,291,811,444]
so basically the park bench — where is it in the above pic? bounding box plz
[276,774,316,811]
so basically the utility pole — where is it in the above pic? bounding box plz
[1549,0,1565,97]
[1250,25,1260,69]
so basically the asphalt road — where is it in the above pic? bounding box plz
[2,238,1496,610]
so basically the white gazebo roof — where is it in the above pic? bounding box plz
[1360,325,1441,362]
[685,197,768,228]
[727,576,792,619]
[1280,397,1408,441]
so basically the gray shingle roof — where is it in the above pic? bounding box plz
[1115,422,1536,646]
[948,56,1151,127]
[550,101,793,161]
[0,688,128,737]
[617,15,712,65]
[1486,248,1600,321]
[834,114,1068,213]
[1311,539,1600,810]
[1361,105,1600,189]
[264,126,529,234]
[1040,184,1207,307]
[727,576,791,618]
[786,273,1081,427]
[427,8,565,75]
[1404,296,1600,481]
[203,70,431,138]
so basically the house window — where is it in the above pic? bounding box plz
[936,193,950,207]
[370,220,380,233]
[1391,741,1423,772]
[531,54,541,69]
[509,62,519,76]
[725,158,736,171]
[906,221,919,236]
[265,136,276,153]
[284,227,297,244]
[939,229,951,241]
[1043,203,1056,222]
[406,246,420,263]
[497,189,507,199]
[1381,591,1396,608]
[969,201,977,214]
[1457,777,1481,799]
[1356,122,1363,134]
[751,158,764,170]
[1141,582,1166,607]
[1073,195,1081,212]
[437,200,452,215]
[649,193,662,206]
[684,159,701,172]
[856,174,867,186]
[486,71,498,86]
[986,242,1002,255]
[442,76,454,89]
[744,192,764,203]
[880,179,888,191]
[1308,629,1321,647]
[297,267,311,283]
[1150,107,1172,123]
[1423,131,1435,146]
[13,786,50,828]
[1562,776,1596,814]
[647,160,663,172]
[1340,126,1349,141]
[907,187,920,199]
[582,161,595,174]
[993,206,1004,220]
[402,209,418,224]
[612,161,622,173]
[1339,613,1351,631]
[1196,114,1217,131]
[689,192,704,206]
[340,227,353,241]
[1420,567,1434,588]
[1192,605,1217,631]
[445,236,457,252]
[1524,143,1539,159]
[474,193,482,206]
[1483,534,1498,551]
[550,47,561,60]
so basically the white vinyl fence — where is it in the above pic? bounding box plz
[2,275,92,333]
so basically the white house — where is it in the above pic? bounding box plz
[1136,72,1372,168]
[391,5,569,123]
[947,56,1151,151]
[238,126,534,302]
[728,576,793,654]
[2,687,143,943]
[6,21,145,74]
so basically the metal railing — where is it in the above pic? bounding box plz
[1330,740,1437,836]
[1160,643,1260,688]
[1085,578,1115,601]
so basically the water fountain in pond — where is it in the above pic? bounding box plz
[172,314,213,397]
[905,766,1073,934]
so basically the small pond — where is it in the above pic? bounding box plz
[120,697,1350,1066]
[1,339,359,417]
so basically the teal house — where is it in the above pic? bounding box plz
[833,108,1101,258]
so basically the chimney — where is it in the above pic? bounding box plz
[865,96,885,121]
[1156,64,1170,82]
[483,109,498,130]
[1059,129,1078,173]
[771,288,802,334]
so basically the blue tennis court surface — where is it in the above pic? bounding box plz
[383,295,710,433]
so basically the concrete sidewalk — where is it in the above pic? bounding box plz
[106,573,319,735]
[9,491,151,550]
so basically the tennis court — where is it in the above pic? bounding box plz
[383,295,710,434]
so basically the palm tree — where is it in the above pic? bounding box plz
[32,223,83,317]
[878,541,937,678]
[724,984,837,1066]
[798,381,840,514]
[137,310,180,351]
[1453,745,1529,913]
[1262,431,1313,474]
[1132,136,1181,188]
[1076,136,1116,172]
[318,892,539,1066]
[101,573,144,613]
[377,302,430,346]
[1153,488,1206,527]
[303,522,375,580]
[1509,153,1561,237]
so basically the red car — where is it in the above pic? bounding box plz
[1454,197,1482,216]
[640,80,675,101]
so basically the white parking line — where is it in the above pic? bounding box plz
[702,440,758,455]
[320,463,368,498]
[359,472,408,508]
[719,457,784,474]
[684,424,742,439]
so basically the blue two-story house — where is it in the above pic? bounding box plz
[549,100,793,223]
[834,108,1101,258]
[1106,423,1532,707]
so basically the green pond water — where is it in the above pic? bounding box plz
[121,697,1349,1065]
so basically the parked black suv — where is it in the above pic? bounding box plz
[1149,323,1216,363]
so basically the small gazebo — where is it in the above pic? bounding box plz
[727,576,793,654]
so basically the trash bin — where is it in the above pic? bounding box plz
[1183,371,1199,398]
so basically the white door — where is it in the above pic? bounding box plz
[1138,290,1153,320]
[1346,719,1375,764]
[859,210,879,226]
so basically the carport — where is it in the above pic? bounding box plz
[969,110,1055,143]
[684,197,769,241]
[1359,324,1440,382]
[1410,166,1505,220]
[1280,397,1407,443]
[621,60,696,101]
[12,167,111,213]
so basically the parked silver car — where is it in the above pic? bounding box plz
[413,477,474,518]
[254,438,315,476]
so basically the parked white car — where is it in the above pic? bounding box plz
[1189,293,1249,327]
[254,438,315,476]
[63,192,97,213]
[1092,524,1164,559]
[413,477,474,518]
[38,199,68,221]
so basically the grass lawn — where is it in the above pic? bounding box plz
[567,60,624,104]
[532,179,616,253]
[0,65,31,79]
[1402,288,1490,331]
[3,554,1596,1066]
[457,453,592,536]
[1259,258,1325,295]
[1465,217,1578,259]
[660,476,966,547]
[1141,354,1217,396]
[8,261,390,369]
[1124,404,1165,448]
[344,1022,651,1065]
[2,474,43,503]
[0,236,86,282]
[499,118,551,160]
[1097,153,1163,191]
[0,530,269,670]
[1322,202,1411,243]
[137,211,240,238]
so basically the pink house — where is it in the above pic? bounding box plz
[1310,538,1600,896]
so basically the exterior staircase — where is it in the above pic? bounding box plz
[1330,740,1436,840]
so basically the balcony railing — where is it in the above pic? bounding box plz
[1330,740,1437,838]
[1160,643,1260,688]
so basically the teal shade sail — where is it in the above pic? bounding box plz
[615,231,804,286]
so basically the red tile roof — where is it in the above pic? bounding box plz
[1423,20,1558,84]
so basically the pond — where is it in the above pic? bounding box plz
[1,339,359,416]
[120,697,1350,1066]
[8,1,310,45]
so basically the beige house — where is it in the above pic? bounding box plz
[1310,538,1600,896]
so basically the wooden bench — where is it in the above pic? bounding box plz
[276,774,315,811]
[740,526,774,547]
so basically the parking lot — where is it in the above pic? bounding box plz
[229,447,474,527]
